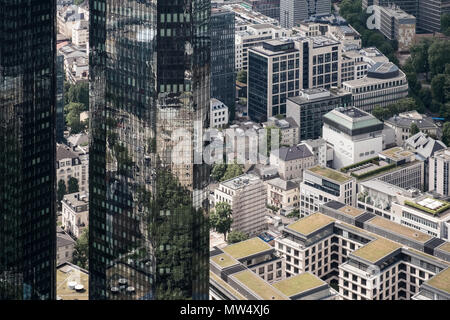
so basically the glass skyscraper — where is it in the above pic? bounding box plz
[89,0,210,300]
[0,0,56,300]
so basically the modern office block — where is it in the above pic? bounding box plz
[56,54,65,142]
[89,0,210,300]
[429,148,450,197]
[0,0,56,300]
[280,0,331,28]
[243,0,281,21]
[211,7,235,117]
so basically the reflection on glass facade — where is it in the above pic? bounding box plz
[211,8,235,118]
[89,0,210,300]
[0,0,56,300]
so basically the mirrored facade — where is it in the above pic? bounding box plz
[0,0,56,300]
[89,0,210,300]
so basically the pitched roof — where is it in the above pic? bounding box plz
[57,144,78,161]
[272,145,313,161]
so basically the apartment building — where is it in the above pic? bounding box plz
[56,144,89,193]
[429,148,450,197]
[72,20,88,47]
[210,237,338,300]
[263,117,300,147]
[275,201,450,300]
[61,192,88,239]
[342,62,408,113]
[385,111,440,146]
[286,88,352,141]
[322,107,384,169]
[210,98,229,128]
[214,174,267,236]
[270,144,316,180]
[266,178,300,210]
[300,166,356,217]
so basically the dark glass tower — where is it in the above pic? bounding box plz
[0,0,56,300]
[211,7,235,119]
[89,0,210,300]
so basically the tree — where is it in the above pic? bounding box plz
[442,122,450,146]
[57,179,66,202]
[372,105,390,120]
[67,82,89,110]
[287,209,300,219]
[442,13,450,36]
[431,74,448,104]
[220,163,244,182]
[428,40,450,76]
[210,202,233,241]
[237,70,247,84]
[227,230,248,244]
[211,163,227,181]
[72,228,89,269]
[410,123,420,135]
[65,102,85,133]
[68,177,79,194]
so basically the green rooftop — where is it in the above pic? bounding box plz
[352,238,402,263]
[210,272,247,300]
[232,270,288,300]
[437,242,450,254]
[426,268,450,294]
[404,198,450,216]
[210,253,239,269]
[380,147,414,160]
[222,237,272,260]
[308,165,352,183]
[323,108,382,131]
[287,213,335,236]
[368,216,432,244]
[272,273,325,297]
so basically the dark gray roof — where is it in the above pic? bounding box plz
[266,178,298,191]
[386,115,437,129]
[57,232,75,248]
[57,144,78,161]
[284,117,299,128]
[404,132,447,159]
[273,145,313,161]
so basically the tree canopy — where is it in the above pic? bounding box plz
[210,202,233,241]
[72,227,89,269]
[227,230,249,244]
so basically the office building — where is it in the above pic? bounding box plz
[263,117,300,147]
[303,138,334,167]
[300,166,356,217]
[243,0,281,21]
[385,111,440,146]
[214,174,267,236]
[0,0,56,300]
[280,0,331,28]
[286,88,352,141]
[211,8,236,116]
[322,107,384,169]
[342,62,408,113]
[308,36,342,89]
[270,144,316,180]
[89,0,210,300]
[56,53,65,142]
[429,148,450,197]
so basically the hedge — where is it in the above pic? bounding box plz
[340,157,380,173]
[350,163,396,180]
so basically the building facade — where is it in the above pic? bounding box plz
[210,98,229,129]
[266,178,300,210]
[429,148,450,197]
[0,0,56,300]
[89,0,210,300]
[270,144,316,180]
[61,192,89,239]
[280,0,331,28]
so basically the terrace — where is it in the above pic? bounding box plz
[56,263,89,300]
[404,198,450,216]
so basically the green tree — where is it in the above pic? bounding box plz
[65,102,85,134]
[72,228,89,269]
[211,163,227,181]
[442,13,450,36]
[287,209,300,219]
[210,202,233,241]
[67,82,89,110]
[68,177,79,193]
[428,40,450,76]
[220,163,244,181]
[410,123,420,135]
[431,74,448,104]
[237,70,247,84]
[57,179,66,202]
[372,105,390,120]
[442,122,450,146]
[74,0,85,5]
[410,38,432,75]
[227,230,249,244]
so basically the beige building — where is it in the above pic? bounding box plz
[57,228,76,265]
[61,192,89,239]
[57,143,89,192]
[263,117,299,147]
[270,145,315,180]
[429,148,450,198]
[72,20,89,47]
[266,178,300,210]
[214,174,267,236]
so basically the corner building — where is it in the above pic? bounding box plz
[89,0,210,300]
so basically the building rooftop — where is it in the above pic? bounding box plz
[351,238,402,263]
[379,147,415,161]
[272,145,314,162]
[307,165,353,183]
[272,272,325,297]
[266,178,298,191]
[426,267,450,294]
[62,192,89,209]
[231,270,288,300]
[56,262,89,300]
[221,173,261,190]
[404,197,450,216]
[323,107,384,136]
[222,237,272,260]
[437,242,450,254]
[209,271,247,300]
[404,132,446,160]
[210,253,240,269]
[367,216,432,244]
[386,112,437,130]
[338,205,366,218]
[286,213,335,236]
[57,144,79,161]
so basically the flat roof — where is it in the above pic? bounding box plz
[231,270,288,300]
[338,205,365,217]
[286,213,335,236]
[437,242,450,254]
[308,165,353,183]
[272,272,325,297]
[367,216,432,243]
[209,272,248,300]
[426,268,450,294]
[222,237,272,260]
[56,263,89,300]
[351,238,402,263]
[210,253,240,269]
[379,147,414,160]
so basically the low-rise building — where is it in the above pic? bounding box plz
[300,166,356,217]
[210,98,229,128]
[57,228,76,265]
[214,174,267,236]
[56,262,89,300]
[302,138,334,167]
[270,144,315,180]
[263,117,299,147]
[266,178,300,210]
[61,192,89,239]
[57,143,89,193]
